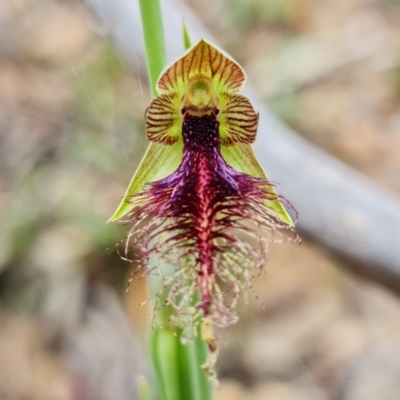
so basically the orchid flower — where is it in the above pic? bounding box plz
[110,39,298,368]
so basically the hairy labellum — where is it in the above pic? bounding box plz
[119,113,298,329]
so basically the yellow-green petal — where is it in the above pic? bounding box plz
[108,142,182,222]
[221,144,294,226]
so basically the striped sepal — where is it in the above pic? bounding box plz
[157,39,246,96]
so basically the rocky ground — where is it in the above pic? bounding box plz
[1,0,400,399]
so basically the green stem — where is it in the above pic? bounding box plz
[139,0,168,97]
[179,336,210,400]
[195,330,213,399]
[151,328,181,400]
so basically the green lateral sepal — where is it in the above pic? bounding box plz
[108,141,182,222]
[221,144,294,226]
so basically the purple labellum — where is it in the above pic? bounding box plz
[119,114,298,327]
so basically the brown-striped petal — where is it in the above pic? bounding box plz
[145,93,181,145]
[219,93,259,145]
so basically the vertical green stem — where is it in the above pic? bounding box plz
[151,328,181,400]
[139,0,167,97]
[138,2,212,400]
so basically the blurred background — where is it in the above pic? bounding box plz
[1,0,400,399]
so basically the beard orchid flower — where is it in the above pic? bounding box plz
[110,39,299,367]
